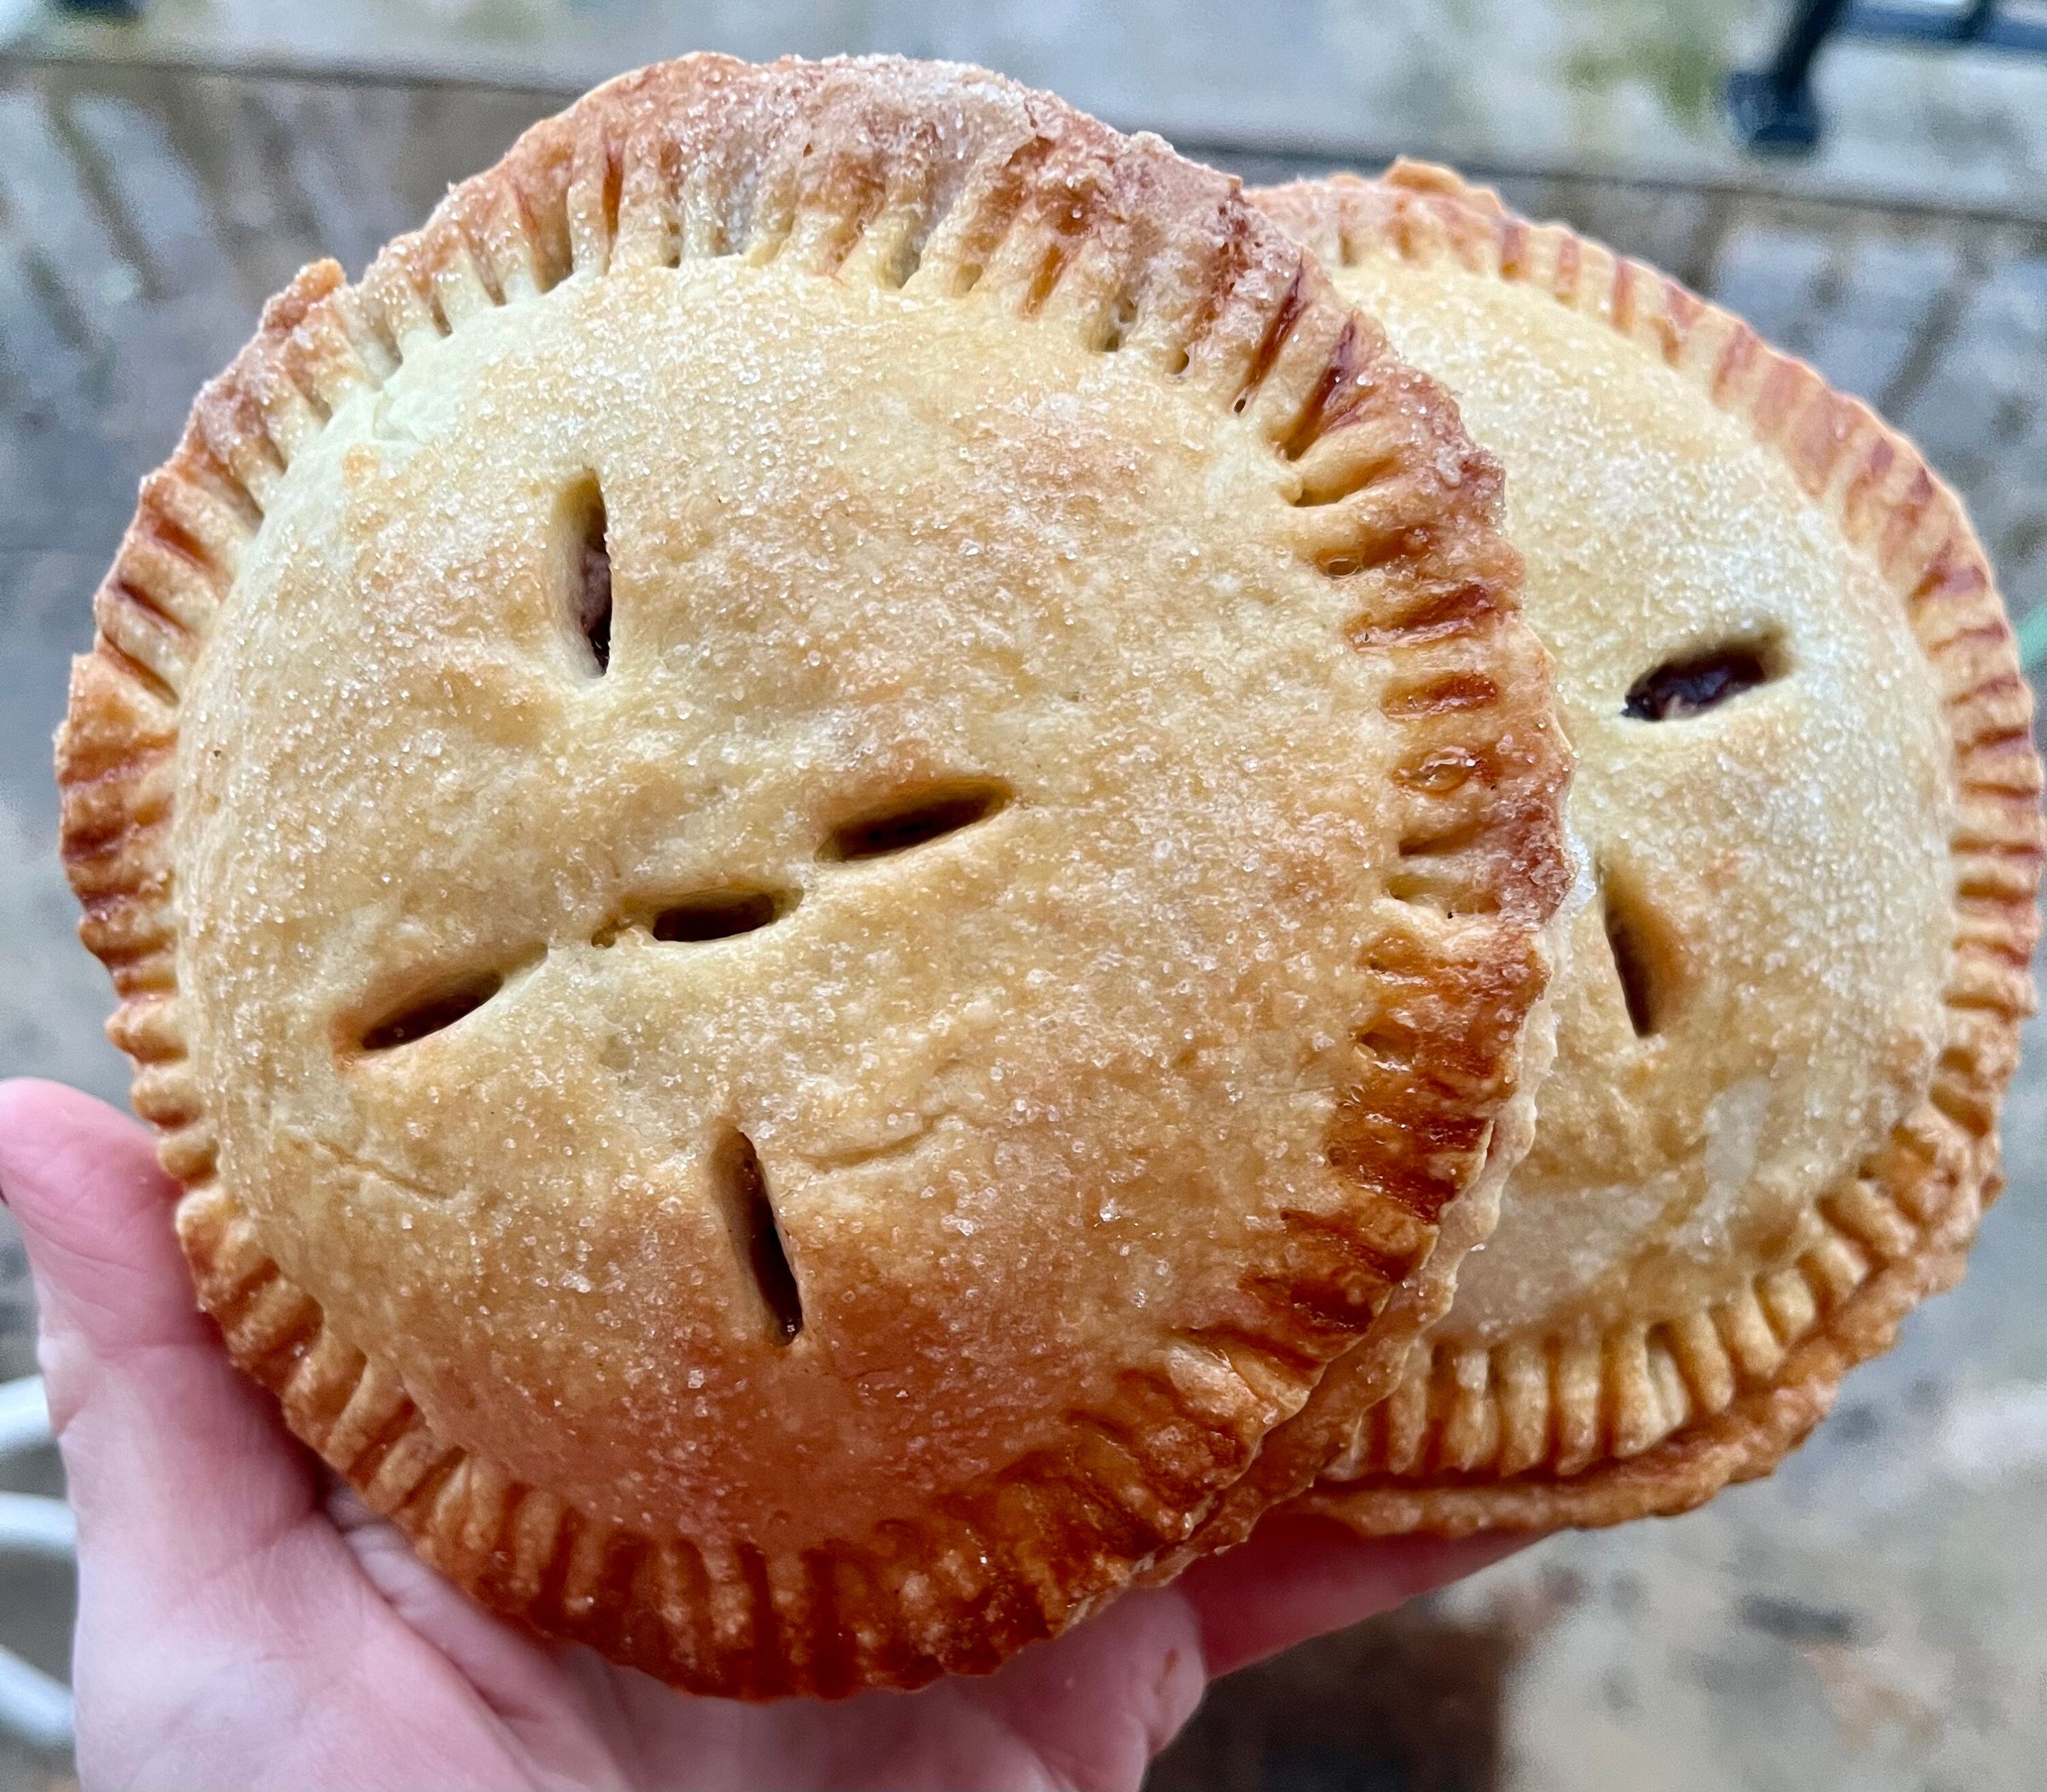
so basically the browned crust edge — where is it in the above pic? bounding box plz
[1255,162,2044,1533]
[1140,915,1570,1580]
[55,74,1570,1692]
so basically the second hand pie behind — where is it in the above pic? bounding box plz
[1256,164,2043,1532]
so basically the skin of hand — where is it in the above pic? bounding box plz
[0,1077,1516,1792]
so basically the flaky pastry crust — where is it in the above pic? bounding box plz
[57,72,1570,1692]
[1257,164,2044,1534]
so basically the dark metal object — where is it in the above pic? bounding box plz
[51,1,144,17]
[1728,0,2047,153]
[1727,0,1853,150]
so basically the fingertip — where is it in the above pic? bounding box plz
[961,1585,1210,1788]
[0,1087,324,1597]
[0,1076,140,1130]
[1174,1512,1528,1679]
[0,1077,203,1364]
[0,1078,165,1211]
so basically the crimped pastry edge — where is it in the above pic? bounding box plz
[1140,841,1586,1581]
[55,71,1574,1694]
[1255,161,2044,1532]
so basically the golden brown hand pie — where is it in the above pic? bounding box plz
[1256,164,2044,1534]
[56,67,1572,1694]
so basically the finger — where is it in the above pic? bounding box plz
[0,1078,318,1598]
[1170,1511,1526,1679]
[946,1586,1208,1792]
[326,1482,579,1715]
[0,1078,209,1363]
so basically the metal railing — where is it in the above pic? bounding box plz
[0,1377,74,1752]
[1730,0,2047,150]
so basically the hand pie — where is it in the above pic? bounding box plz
[1258,164,2043,1533]
[57,67,1572,1692]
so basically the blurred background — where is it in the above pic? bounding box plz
[1,3,2044,1788]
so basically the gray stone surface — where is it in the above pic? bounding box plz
[0,30,2042,1792]
[18,0,2047,219]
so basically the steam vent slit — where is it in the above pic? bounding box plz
[1623,640,1774,720]
[1601,871,1662,1038]
[652,889,786,941]
[358,972,505,1051]
[713,1128,804,1344]
[568,475,611,674]
[822,778,1013,862]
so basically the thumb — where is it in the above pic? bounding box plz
[0,1078,317,1597]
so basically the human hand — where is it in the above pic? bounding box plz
[0,1077,1513,1791]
